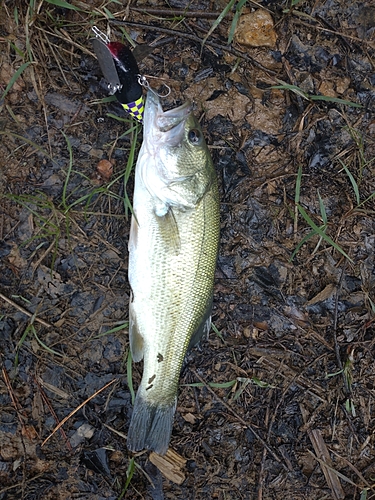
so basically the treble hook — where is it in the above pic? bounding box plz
[92,26,110,44]
[137,75,171,98]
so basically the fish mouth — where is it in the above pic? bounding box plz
[146,90,192,133]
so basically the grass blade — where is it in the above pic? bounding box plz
[309,94,362,108]
[1,62,32,100]
[183,380,237,389]
[127,350,135,405]
[272,83,309,99]
[317,190,328,225]
[297,204,353,262]
[295,166,302,204]
[123,125,139,217]
[118,458,135,498]
[201,0,236,48]
[61,131,73,212]
[272,83,362,108]
[290,228,323,261]
[211,322,225,342]
[44,0,80,10]
[32,326,63,357]
[0,131,54,162]
[94,322,129,338]
[15,325,32,368]
[228,0,247,44]
[339,159,360,205]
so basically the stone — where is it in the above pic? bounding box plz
[235,9,277,48]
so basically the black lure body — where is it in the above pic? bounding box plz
[92,36,144,122]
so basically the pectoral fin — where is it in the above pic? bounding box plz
[129,299,144,362]
[156,207,180,256]
[128,214,139,252]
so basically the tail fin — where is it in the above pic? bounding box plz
[127,393,177,455]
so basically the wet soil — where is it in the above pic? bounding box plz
[1,0,375,499]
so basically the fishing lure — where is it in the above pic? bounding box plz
[91,26,145,122]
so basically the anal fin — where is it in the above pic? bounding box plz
[129,299,144,362]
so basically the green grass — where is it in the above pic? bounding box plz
[272,82,363,108]
[337,127,375,210]
[290,126,375,261]
[0,62,32,100]
[15,319,63,368]
[200,0,247,47]
[118,457,136,499]
[326,350,356,417]
[126,349,136,405]
[183,376,275,402]
[290,166,353,263]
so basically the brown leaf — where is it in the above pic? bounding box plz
[96,159,114,182]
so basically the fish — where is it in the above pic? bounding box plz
[91,30,147,122]
[127,91,220,455]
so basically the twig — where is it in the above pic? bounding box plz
[329,448,375,493]
[301,404,345,500]
[0,292,53,328]
[110,20,278,77]
[131,7,228,18]
[332,263,349,394]
[34,376,72,452]
[192,369,288,471]
[0,473,47,496]
[31,239,56,278]
[2,363,28,424]
[257,403,270,500]
[41,378,117,446]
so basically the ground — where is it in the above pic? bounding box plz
[0,0,375,499]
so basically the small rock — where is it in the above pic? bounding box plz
[96,159,113,182]
[70,423,95,448]
[235,10,277,48]
[44,92,89,116]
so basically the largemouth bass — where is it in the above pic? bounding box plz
[127,91,220,455]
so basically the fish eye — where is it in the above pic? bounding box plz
[188,128,202,145]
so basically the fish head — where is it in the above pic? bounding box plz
[141,91,214,210]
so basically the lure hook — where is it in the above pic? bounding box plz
[138,75,171,98]
[92,26,110,45]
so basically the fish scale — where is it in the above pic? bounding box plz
[127,91,220,455]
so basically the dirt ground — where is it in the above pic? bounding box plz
[1,0,375,499]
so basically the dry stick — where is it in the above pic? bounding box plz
[31,239,56,278]
[33,376,72,452]
[110,20,278,77]
[41,378,117,446]
[131,7,227,18]
[329,448,375,493]
[131,0,271,18]
[307,449,353,493]
[0,473,47,496]
[0,292,53,328]
[257,403,270,500]
[2,364,28,425]
[332,263,350,394]
[293,16,375,51]
[300,404,345,500]
[2,360,34,496]
[192,369,288,472]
